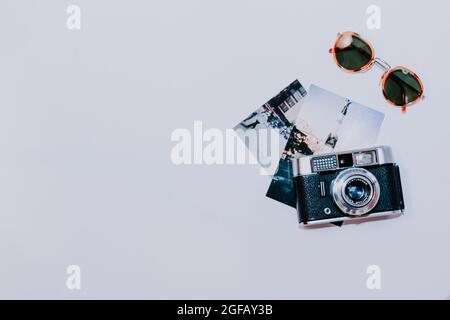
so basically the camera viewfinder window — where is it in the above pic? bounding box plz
[338,153,354,168]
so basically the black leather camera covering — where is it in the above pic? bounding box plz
[293,164,404,224]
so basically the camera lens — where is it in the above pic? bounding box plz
[344,178,371,206]
[331,168,380,216]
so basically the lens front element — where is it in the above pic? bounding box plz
[332,168,380,216]
[344,178,373,207]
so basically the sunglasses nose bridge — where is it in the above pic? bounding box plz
[374,58,391,72]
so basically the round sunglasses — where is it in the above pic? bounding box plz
[329,32,425,112]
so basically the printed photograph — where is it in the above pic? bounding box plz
[234,80,307,167]
[266,85,385,207]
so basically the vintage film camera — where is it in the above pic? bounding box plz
[293,146,404,226]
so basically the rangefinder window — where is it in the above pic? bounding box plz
[354,150,377,166]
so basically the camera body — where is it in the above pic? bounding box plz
[293,146,404,226]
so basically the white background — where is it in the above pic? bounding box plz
[0,0,449,299]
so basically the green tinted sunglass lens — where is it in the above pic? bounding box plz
[383,69,423,107]
[334,34,373,71]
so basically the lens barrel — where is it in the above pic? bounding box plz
[331,168,380,216]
